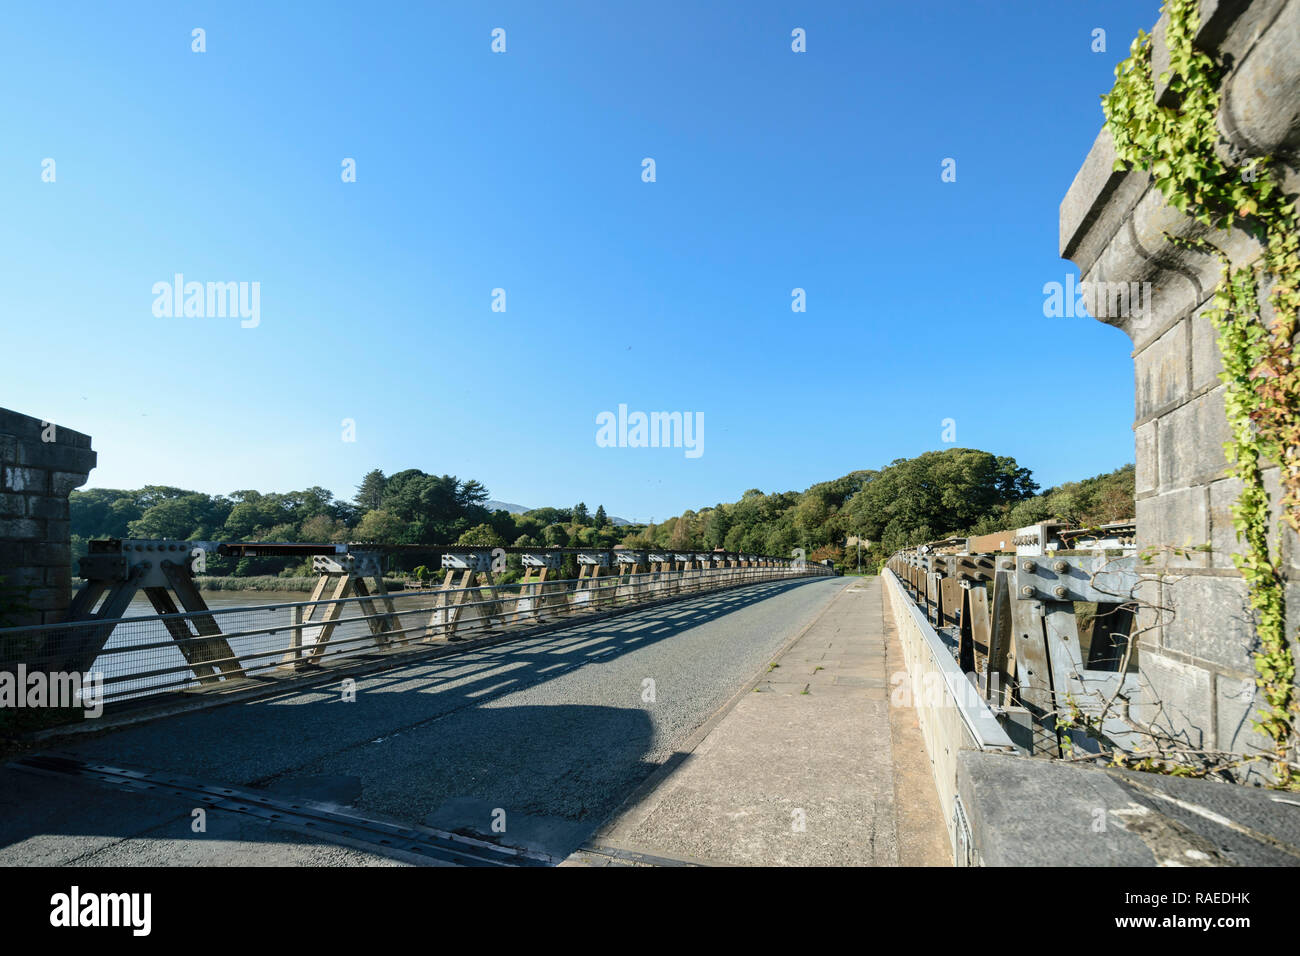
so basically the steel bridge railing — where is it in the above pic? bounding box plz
[883,531,1143,758]
[0,562,832,705]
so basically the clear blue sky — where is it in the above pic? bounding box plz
[1,1,1157,523]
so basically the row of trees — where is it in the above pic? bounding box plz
[69,449,1135,579]
[69,468,628,577]
[624,450,1134,571]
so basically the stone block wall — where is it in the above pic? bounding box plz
[1060,0,1300,777]
[0,408,96,627]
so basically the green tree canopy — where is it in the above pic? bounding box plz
[456,523,504,547]
[354,469,386,511]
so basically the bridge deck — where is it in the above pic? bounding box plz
[573,577,949,866]
[3,577,882,866]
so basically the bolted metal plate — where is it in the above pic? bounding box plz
[441,551,494,572]
[349,550,384,578]
[77,554,129,582]
[1014,554,1140,603]
[1013,522,1061,557]
[313,554,352,574]
[521,552,562,569]
[83,539,198,588]
[921,555,946,574]
[954,555,995,583]
[314,552,382,577]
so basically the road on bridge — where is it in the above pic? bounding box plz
[1,576,851,866]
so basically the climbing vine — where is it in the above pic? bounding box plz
[1102,0,1300,787]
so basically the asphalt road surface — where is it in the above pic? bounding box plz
[0,575,851,866]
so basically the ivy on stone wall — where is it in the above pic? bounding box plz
[1103,0,1299,787]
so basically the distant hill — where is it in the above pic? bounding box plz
[484,500,634,527]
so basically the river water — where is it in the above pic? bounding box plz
[123,589,314,615]
[97,587,438,700]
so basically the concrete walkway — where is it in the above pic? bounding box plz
[569,577,950,866]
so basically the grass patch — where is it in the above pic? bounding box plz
[190,576,410,592]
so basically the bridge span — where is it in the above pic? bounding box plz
[3,539,830,705]
[0,572,945,866]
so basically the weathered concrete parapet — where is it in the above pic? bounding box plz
[0,408,96,626]
[956,750,1300,866]
[1059,1,1300,775]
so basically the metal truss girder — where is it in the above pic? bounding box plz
[1009,596,1060,757]
[158,562,244,681]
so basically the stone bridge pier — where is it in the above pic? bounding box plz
[0,408,96,627]
[1060,0,1300,777]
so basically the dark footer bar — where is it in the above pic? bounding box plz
[0,867,1290,942]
